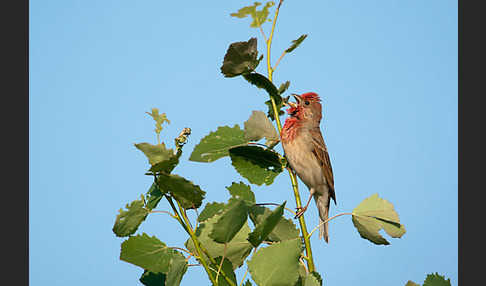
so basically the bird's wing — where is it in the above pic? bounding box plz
[309,128,336,204]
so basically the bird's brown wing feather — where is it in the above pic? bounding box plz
[309,128,336,204]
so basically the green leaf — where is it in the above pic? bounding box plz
[112,195,149,237]
[185,214,253,269]
[211,257,237,286]
[189,125,248,162]
[140,270,166,286]
[145,182,165,210]
[423,273,451,286]
[198,202,227,222]
[249,205,300,242]
[302,274,321,286]
[120,233,176,273]
[229,145,284,186]
[210,199,249,243]
[138,254,187,286]
[146,108,170,135]
[165,251,188,286]
[278,81,290,95]
[242,72,280,98]
[138,252,187,286]
[135,142,176,167]
[244,110,280,147]
[405,281,420,286]
[157,174,206,209]
[247,238,302,286]
[247,201,286,247]
[198,183,254,227]
[149,153,180,174]
[352,193,406,245]
[305,272,323,286]
[265,99,285,121]
[221,38,261,77]
[242,73,285,122]
[226,181,255,204]
[294,264,307,286]
[285,34,308,53]
[230,1,275,28]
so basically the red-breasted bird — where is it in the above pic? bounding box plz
[281,92,336,243]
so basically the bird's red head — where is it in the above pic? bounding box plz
[300,92,321,103]
[285,92,322,118]
[282,92,323,142]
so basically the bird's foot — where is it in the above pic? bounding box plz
[294,206,308,219]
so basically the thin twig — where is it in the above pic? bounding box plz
[307,212,353,239]
[183,208,193,230]
[199,243,237,286]
[299,257,309,274]
[215,243,228,283]
[259,26,268,42]
[168,247,194,256]
[149,210,174,217]
[273,50,286,71]
[239,267,249,286]
[254,203,297,216]
[254,11,267,42]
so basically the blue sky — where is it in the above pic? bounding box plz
[30,0,457,285]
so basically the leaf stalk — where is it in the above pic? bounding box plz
[307,212,353,239]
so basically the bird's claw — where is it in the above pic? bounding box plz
[294,206,307,219]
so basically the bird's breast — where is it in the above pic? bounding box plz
[282,132,327,190]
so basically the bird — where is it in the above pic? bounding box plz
[281,92,336,243]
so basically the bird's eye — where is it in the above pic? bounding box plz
[304,100,310,105]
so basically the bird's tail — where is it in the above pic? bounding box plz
[314,194,330,243]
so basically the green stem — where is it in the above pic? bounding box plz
[164,194,190,234]
[169,198,217,285]
[159,190,217,284]
[197,245,234,282]
[265,0,316,273]
[289,171,315,272]
[176,201,237,286]
[155,176,235,285]
[151,131,229,285]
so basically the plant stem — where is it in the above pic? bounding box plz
[159,191,217,285]
[197,243,236,285]
[266,1,279,82]
[265,0,316,273]
[273,50,286,71]
[173,199,218,285]
[307,212,353,239]
[168,246,195,257]
[176,201,237,286]
[149,210,174,217]
[152,131,233,285]
[254,12,267,43]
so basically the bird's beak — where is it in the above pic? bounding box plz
[291,94,303,104]
[284,101,297,108]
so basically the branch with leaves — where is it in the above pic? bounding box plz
[106,2,455,286]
